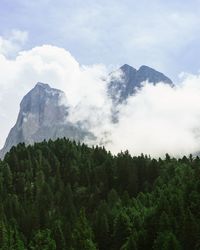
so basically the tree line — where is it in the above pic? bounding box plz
[0,138,200,249]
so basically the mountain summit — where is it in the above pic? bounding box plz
[108,64,173,103]
[0,82,92,159]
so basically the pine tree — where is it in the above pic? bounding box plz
[71,209,96,250]
[121,235,137,250]
[153,232,181,250]
[113,211,131,249]
[29,229,56,250]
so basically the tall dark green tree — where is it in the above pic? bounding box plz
[71,209,96,250]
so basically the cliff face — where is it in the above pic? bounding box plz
[0,82,93,158]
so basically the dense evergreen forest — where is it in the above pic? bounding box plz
[0,138,200,249]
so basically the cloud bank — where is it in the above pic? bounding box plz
[109,77,200,157]
[1,42,200,158]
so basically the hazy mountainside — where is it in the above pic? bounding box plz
[0,82,93,159]
[0,64,173,158]
[0,139,200,249]
[108,64,173,103]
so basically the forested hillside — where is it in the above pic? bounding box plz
[0,138,200,249]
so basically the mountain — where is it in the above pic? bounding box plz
[108,64,173,103]
[0,64,173,158]
[0,82,93,159]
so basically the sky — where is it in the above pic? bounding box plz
[1,0,200,79]
[1,1,200,157]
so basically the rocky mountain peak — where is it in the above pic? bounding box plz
[108,64,173,103]
[120,64,137,73]
[0,82,93,159]
[35,82,51,88]
[20,82,65,114]
[137,65,173,85]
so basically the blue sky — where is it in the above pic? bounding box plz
[1,0,200,80]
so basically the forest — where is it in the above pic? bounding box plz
[0,138,200,249]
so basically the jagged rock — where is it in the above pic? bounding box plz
[0,82,93,158]
[108,64,173,103]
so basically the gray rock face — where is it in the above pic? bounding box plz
[108,64,173,103]
[0,82,93,158]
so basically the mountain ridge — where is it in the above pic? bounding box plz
[0,64,173,158]
[108,64,173,103]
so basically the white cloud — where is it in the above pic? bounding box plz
[108,76,200,158]
[2,1,200,79]
[1,44,200,158]
[0,29,28,57]
[0,45,110,148]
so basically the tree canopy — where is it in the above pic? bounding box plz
[0,138,200,249]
